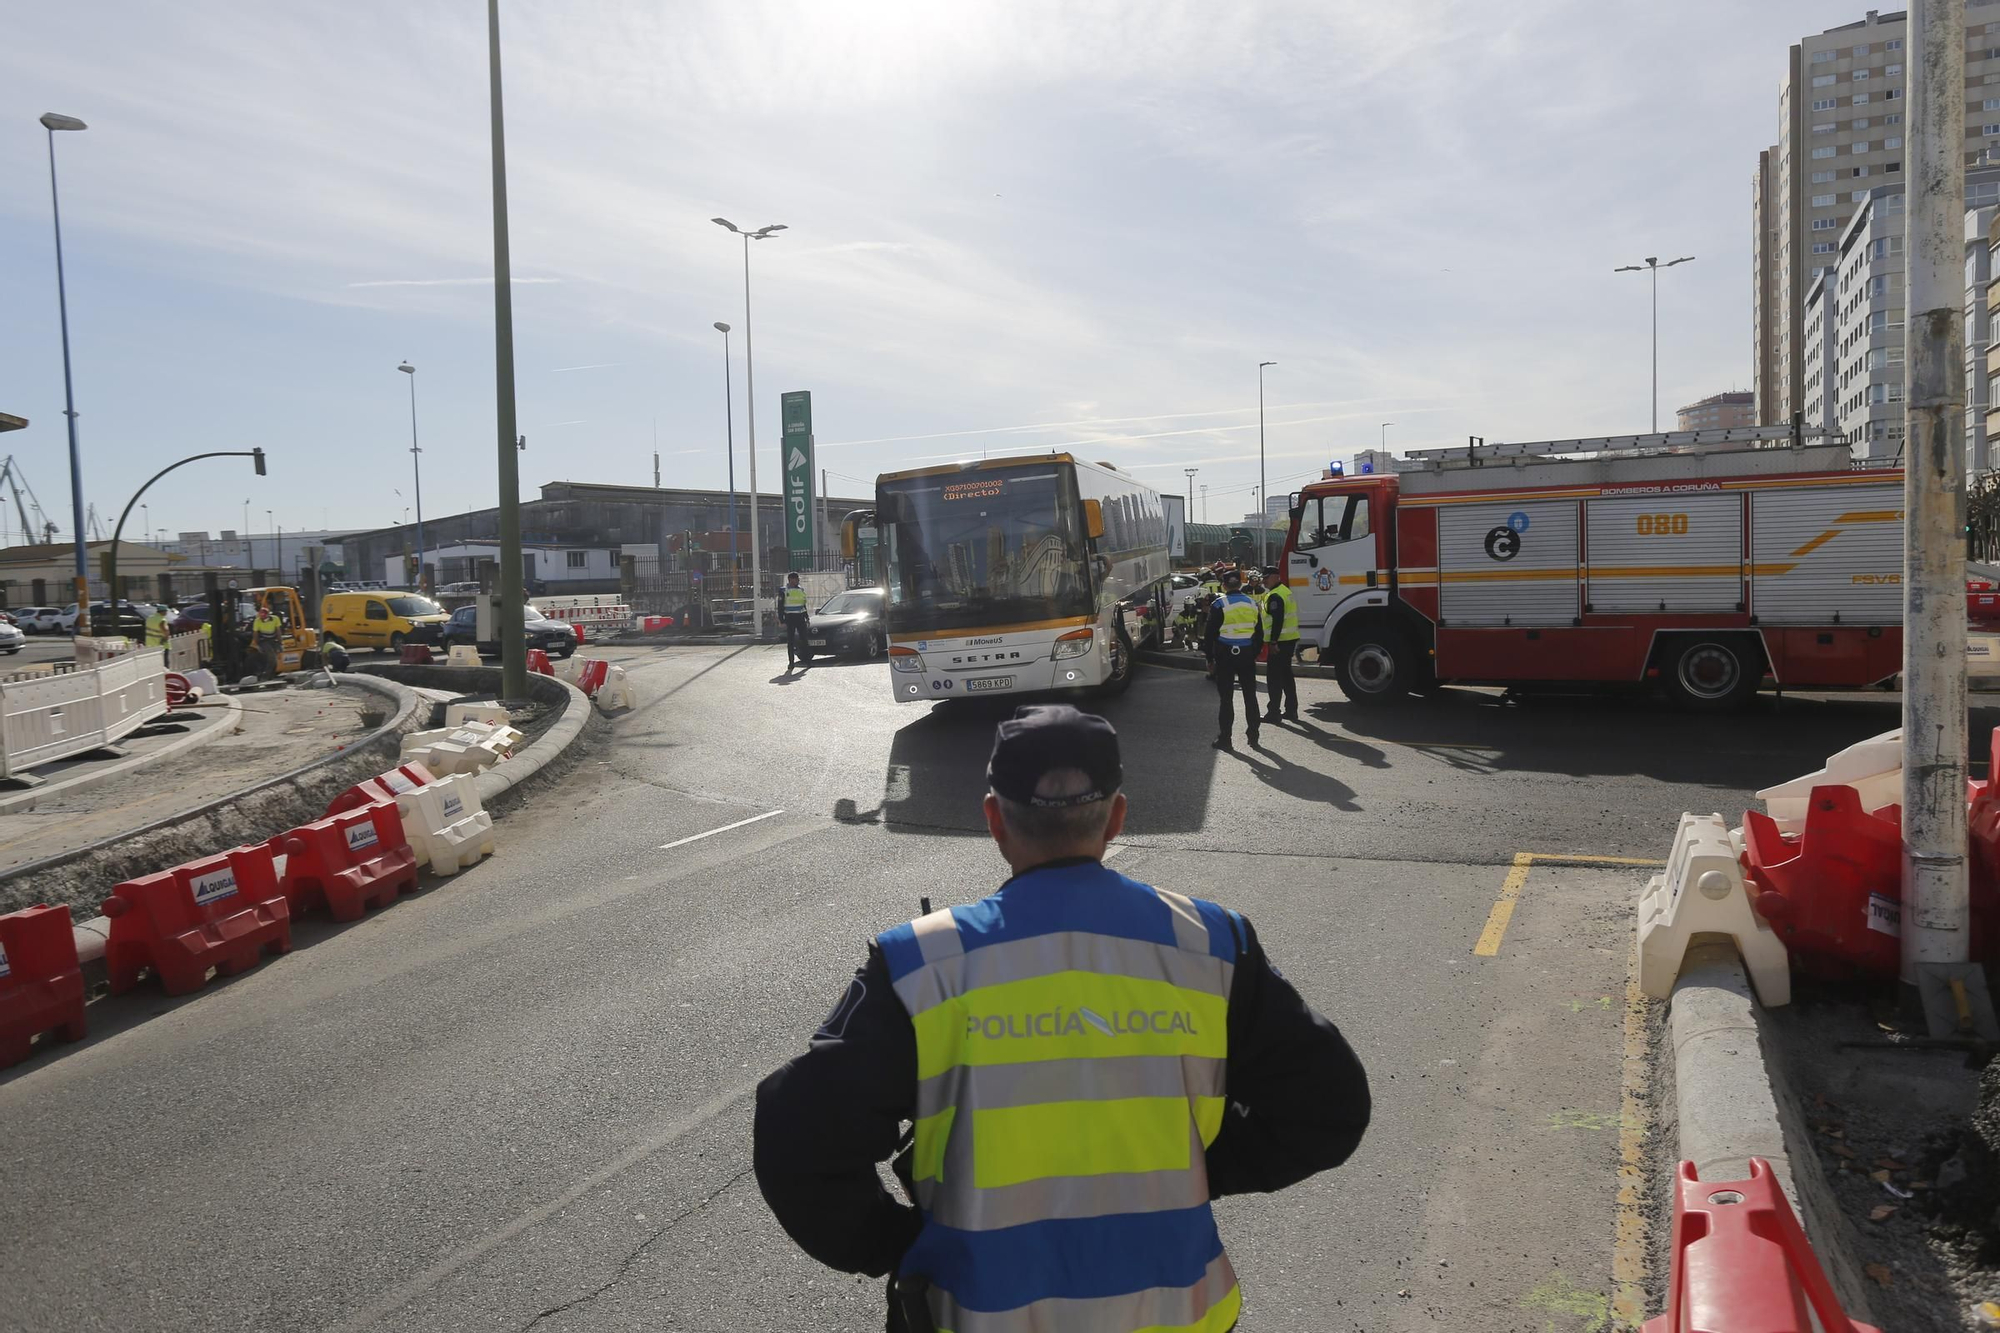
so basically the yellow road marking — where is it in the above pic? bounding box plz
[1612,950,1651,1329]
[1473,852,1667,957]
[1473,854,1534,957]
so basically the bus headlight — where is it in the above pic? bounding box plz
[1052,628,1095,660]
[890,646,924,673]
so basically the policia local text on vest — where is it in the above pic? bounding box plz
[754,705,1371,1333]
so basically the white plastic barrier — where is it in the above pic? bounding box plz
[443,700,509,728]
[1754,727,1901,828]
[164,630,209,674]
[400,720,523,775]
[596,662,634,712]
[1972,632,2000,678]
[444,645,482,668]
[1638,812,1791,1007]
[0,650,169,779]
[394,772,495,873]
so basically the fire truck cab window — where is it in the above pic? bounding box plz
[1300,494,1369,550]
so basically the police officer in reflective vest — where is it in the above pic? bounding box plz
[1203,567,1263,750]
[754,705,1370,1333]
[781,571,812,670]
[1260,565,1301,724]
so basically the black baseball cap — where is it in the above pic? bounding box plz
[1220,568,1242,586]
[987,704,1123,807]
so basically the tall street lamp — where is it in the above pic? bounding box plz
[488,0,528,699]
[1257,361,1276,563]
[713,217,787,638]
[398,361,426,588]
[1614,255,1695,432]
[714,320,738,601]
[40,112,90,617]
[1380,422,1393,452]
[1183,467,1197,514]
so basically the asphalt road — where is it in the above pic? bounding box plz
[0,645,1946,1332]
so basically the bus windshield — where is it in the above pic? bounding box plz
[879,467,1092,634]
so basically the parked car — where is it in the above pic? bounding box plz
[15,606,62,634]
[0,621,23,654]
[62,601,152,636]
[319,591,449,653]
[805,587,887,660]
[439,604,578,658]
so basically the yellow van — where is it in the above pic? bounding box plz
[320,590,449,653]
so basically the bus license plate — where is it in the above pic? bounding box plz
[966,675,1014,692]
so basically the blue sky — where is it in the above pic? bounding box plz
[0,0,1841,542]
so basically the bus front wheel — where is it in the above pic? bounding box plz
[1095,623,1136,698]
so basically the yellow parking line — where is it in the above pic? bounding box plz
[1472,854,1535,957]
[1473,852,1667,958]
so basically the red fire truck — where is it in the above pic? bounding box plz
[1282,427,1910,709]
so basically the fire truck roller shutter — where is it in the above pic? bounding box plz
[1585,493,1743,613]
[1748,483,1903,624]
[1436,499,1579,626]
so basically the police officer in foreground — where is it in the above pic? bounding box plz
[1260,565,1301,724]
[780,571,812,670]
[1204,567,1263,749]
[754,705,1370,1333]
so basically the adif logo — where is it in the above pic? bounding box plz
[788,448,811,533]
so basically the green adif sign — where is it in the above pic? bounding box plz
[781,390,814,563]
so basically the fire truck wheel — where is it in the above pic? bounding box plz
[1664,637,1760,710]
[1335,627,1411,706]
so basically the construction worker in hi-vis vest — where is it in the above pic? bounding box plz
[754,705,1370,1333]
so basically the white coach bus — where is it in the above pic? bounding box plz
[844,454,1173,703]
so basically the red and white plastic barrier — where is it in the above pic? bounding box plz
[102,844,293,995]
[1644,1158,1879,1333]
[274,802,419,922]
[325,761,436,818]
[0,904,86,1069]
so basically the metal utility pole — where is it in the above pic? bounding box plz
[398,362,425,589]
[488,0,527,699]
[1381,422,1393,451]
[713,219,787,637]
[40,112,90,621]
[1200,484,1207,524]
[1257,361,1275,564]
[1614,255,1695,431]
[715,321,738,602]
[1183,467,1197,513]
[1903,0,1977,1019]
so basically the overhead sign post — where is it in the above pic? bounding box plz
[781,391,814,568]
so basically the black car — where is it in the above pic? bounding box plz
[439,604,578,658]
[804,588,887,660]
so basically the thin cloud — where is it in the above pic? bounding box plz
[345,277,563,288]
[822,401,1365,450]
[549,361,629,373]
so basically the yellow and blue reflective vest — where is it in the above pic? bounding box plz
[1263,583,1300,642]
[1216,592,1259,645]
[782,586,809,612]
[878,861,1244,1333]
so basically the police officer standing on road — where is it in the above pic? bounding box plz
[781,571,812,670]
[1260,565,1301,724]
[754,705,1370,1333]
[1204,567,1263,749]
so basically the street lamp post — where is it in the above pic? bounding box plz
[1381,422,1393,452]
[1614,255,1696,431]
[1257,362,1275,564]
[398,362,426,590]
[488,0,528,700]
[713,217,787,638]
[1183,467,1197,515]
[714,321,738,604]
[40,112,90,619]
[1200,484,1208,524]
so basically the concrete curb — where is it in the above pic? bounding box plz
[1138,648,1337,680]
[1667,942,1878,1322]
[0,675,426,921]
[475,673,594,807]
[0,693,245,815]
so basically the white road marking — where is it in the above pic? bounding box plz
[1102,843,1128,861]
[658,808,785,850]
